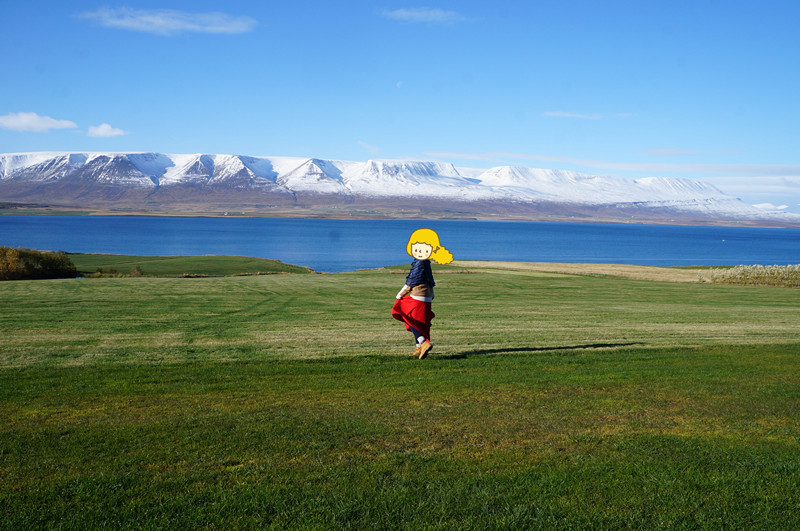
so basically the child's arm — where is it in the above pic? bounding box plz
[396,285,411,299]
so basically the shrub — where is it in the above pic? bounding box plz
[700,264,800,287]
[89,267,122,278]
[0,247,78,281]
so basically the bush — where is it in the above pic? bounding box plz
[0,247,78,281]
[89,267,121,278]
[700,264,800,287]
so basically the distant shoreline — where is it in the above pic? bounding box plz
[2,203,798,229]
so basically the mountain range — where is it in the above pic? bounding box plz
[1,151,797,226]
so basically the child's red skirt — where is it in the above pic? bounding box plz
[392,297,435,341]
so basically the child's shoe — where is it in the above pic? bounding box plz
[418,340,433,359]
[412,345,421,357]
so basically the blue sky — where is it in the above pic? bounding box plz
[2,1,800,211]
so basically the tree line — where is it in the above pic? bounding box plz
[0,247,78,281]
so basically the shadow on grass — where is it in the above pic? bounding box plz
[441,342,643,360]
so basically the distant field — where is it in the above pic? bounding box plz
[68,253,313,277]
[1,261,798,528]
[452,260,703,282]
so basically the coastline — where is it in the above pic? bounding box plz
[2,202,798,229]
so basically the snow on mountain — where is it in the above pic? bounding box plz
[159,154,212,185]
[1,151,797,223]
[0,152,155,187]
[72,154,156,187]
[0,153,86,183]
[127,152,175,180]
[148,154,278,189]
[339,160,487,199]
[0,152,74,178]
[239,156,280,183]
[472,167,729,205]
[476,166,592,201]
[206,154,257,187]
[277,158,348,194]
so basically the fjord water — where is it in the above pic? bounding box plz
[1,215,798,273]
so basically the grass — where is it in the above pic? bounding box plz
[1,261,799,528]
[68,253,313,277]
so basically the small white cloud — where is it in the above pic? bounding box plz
[78,7,257,36]
[753,203,789,211]
[381,7,466,25]
[0,112,78,133]
[87,123,128,138]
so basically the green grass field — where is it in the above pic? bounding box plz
[68,253,313,277]
[1,259,798,529]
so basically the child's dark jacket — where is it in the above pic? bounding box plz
[405,259,435,300]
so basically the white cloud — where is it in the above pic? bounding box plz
[0,112,78,133]
[381,7,466,25]
[753,203,789,211]
[78,7,257,36]
[87,123,128,138]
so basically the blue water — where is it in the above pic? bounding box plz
[1,216,798,272]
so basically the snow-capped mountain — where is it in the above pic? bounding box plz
[277,158,348,194]
[1,151,797,225]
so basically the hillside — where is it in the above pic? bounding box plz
[2,151,798,226]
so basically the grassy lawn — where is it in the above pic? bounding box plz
[1,261,798,528]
